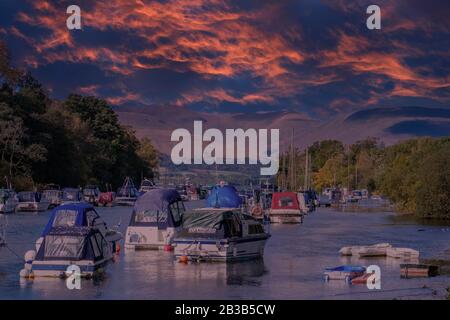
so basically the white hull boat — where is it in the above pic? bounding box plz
[125,189,184,250]
[16,201,49,212]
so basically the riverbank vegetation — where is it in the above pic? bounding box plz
[0,42,158,190]
[277,137,450,220]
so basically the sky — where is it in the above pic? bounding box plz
[0,0,449,119]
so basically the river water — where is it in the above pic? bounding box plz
[0,202,449,300]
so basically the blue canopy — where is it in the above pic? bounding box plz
[42,203,100,236]
[206,185,242,208]
[129,188,183,228]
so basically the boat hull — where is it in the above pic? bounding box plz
[31,259,110,278]
[173,235,269,262]
[16,201,49,212]
[125,226,177,250]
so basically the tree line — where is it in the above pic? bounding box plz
[277,137,450,220]
[0,42,158,191]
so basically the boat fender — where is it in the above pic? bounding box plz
[163,244,173,252]
[179,255,189,264]
[19,268,30,278]
[115,243,121,254]
[24,250,36,262]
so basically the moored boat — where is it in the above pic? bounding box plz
[324,265,366,282]
[16,192,49,212]
[83,185,101,206]
[269,192,304,223]
[125,188,184,250]
[61,188,83,204]
[115,177,139,206]
[0,189,18,214]
[173,208,270,262]
[139,178,156,194]
[25,202,122,278]
[42,185,63,208]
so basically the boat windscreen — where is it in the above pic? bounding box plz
[53,210,78,227]
[135,209,168,224]
[44,235,86,259]
[18,192,38,202]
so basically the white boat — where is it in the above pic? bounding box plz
[25,202,122,278]
[125,188,184,250]
[82,185,101,206]
[339,243,392,256]
[115,177,139,206]
[16,192,49,212]
[269,192,304,223]
[42,188,63,208]
[138,179,156,193]
[0,189,18,214]
[386,247,419,260]
[173,208,270,262]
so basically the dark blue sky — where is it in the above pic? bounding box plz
[1,0,448,119]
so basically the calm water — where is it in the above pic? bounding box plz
[0,202,449,300]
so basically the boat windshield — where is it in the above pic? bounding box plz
[278,196,294,207]
[18,192,38,202]
[53,210,78,227]
[44,235,86,259]
[135,209,167,223]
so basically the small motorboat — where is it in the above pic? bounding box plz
[27,226,113,278]
[61,188,83,204]
[386,247,419,260]
[115,177,139,206]
[173,208,270,262]
[83,185,101,206]
[42,185,63,209]
[324,265,366,282]
[400,264,439,278]
[0,189,18,214]
[16,191,49,212]
[269,192,304,223]
[125,188,184,250]
[25,203,122,278]
[139,178,156,194]
[339,243,392,257]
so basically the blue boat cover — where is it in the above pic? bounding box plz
[206,185,242,208]
[42,203,100,236]
[128,188,183,228]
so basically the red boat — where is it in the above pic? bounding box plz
[269,192,304,224]
[98,192,116,207]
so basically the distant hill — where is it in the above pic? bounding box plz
[116,105,450,155]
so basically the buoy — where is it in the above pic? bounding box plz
[179,255,189,264]
[116,243,121,254]
[163,244,173,252]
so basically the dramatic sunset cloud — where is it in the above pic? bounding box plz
[1,0,448,118]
